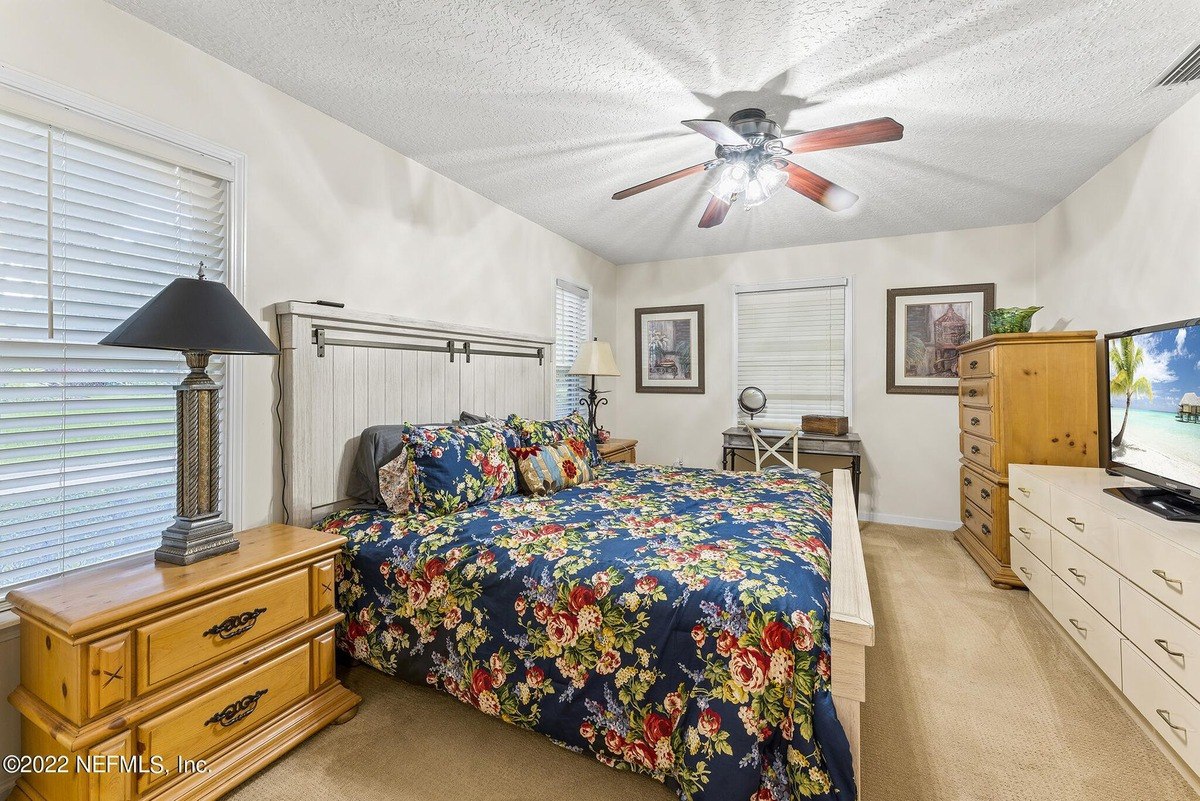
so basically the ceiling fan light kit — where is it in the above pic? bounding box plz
[612,108,903,228]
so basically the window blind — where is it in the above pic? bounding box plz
[735,280,849,423]
[0,108,229,591]
[554,279,591,418]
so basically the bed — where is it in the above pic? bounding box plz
[275,302,874,800]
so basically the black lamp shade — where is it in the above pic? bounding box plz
[100,277,279,355]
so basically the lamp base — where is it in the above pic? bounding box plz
[155,515,239,565]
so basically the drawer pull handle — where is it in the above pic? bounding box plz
[1066,516,1084,530]
[203,607,267,640]
[969,360,979,369]
[980,488,991,500]
[964,508,973,519]
[1152,569,1184,590]
[1068,618,1087,635]
[981,524,991,536]
[967,389,978,397]
[1019,566,1032,578]
[970,416,981,426]
[970,445,981,455]
[1017,487,1030,496]
[205,689,268,728]
[1156,708,1187,735]
[1067,567,1086,584]
[963,476,973,487]
[1155,638,1186,660]
[1017,526,1032,538]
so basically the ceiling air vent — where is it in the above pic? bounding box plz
[1158,42,1200,86]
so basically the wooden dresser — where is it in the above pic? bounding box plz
[955,332,1099,587]
[598,438,637,464]
[6,525,360,801]
[1010,465,1200,788]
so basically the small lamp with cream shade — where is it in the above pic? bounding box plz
[569,338,620,436]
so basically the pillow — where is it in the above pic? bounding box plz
[506,412,599,466]
[377,449,415,514]
[348,416,494,506]
[509,439,595,496]
[404,422,517,515]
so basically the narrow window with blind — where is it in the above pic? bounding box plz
[0,107,232,592]
[734,278,850,423]
[554,279,591,418]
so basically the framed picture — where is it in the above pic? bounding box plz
[635,305,705,394]
[886,283,995,395]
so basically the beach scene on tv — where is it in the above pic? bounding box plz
[1109,322,1200,490]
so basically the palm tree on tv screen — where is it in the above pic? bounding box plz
[1110,336,1154,448]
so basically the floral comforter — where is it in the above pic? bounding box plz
[324,463,854,801]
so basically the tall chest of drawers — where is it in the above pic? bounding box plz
[6,524,360,801]
[1010,465,1200,786]
[955,331,1099,587]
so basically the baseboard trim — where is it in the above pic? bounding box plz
[859,512,960,531]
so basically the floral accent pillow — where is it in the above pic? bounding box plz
[506,411,598,466]
[377,448,415,515]
[403,422,517,516]
[508,439,595,496]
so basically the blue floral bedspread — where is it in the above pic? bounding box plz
[323,463,854,801]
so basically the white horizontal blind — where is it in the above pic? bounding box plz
[554,279,591,418]
[735,280,849,423]
[0,108,229,591]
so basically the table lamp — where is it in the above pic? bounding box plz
[100,263,279,564]
[569,338,620,436]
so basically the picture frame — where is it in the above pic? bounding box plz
[886,283,995,395]
[635,304,705,394]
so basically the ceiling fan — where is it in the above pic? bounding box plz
[611,108,903,228]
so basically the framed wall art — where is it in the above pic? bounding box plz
[635,304,705,394]
[886,283,995,395]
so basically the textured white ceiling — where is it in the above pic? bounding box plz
[108,0,1200,265]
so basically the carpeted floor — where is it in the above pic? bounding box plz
[228,524,1199,800]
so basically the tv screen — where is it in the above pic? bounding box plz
[1106,318,1200,497]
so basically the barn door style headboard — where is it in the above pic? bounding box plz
[275,302,554,525]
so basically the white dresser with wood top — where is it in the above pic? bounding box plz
[1010,464,1200,786]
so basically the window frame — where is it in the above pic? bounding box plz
[0,66,248,593]
[730,276,854,425]
[553,277,593,420]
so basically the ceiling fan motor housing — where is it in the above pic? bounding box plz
[728,108,781,140]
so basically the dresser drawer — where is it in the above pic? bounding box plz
[1120,519,1200,627]
[1051,529,1120,626]
[1011,537,1050,602]
[1050,486,1118,566]
[961,496,994,548]
[960,465,1000,517]
[959,406,993,439]
[136,643,311,792]
[1009,465,1052,523]
[1121,579,1200,702]
[1009,499,1051,566]
[959,348,992,378]
[1051,575,1123,685]
[961,433,998,473]
[137,570,310,692]
[1122,640,1200,774]
[959,377,992,408]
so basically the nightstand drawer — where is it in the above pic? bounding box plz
[137,569,310,692]
[136,643,311,793]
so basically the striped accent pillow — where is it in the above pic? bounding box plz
[508,439,595,496]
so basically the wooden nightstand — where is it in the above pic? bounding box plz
[6,524,360,801]
[598,438,637,464]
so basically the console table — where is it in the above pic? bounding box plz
[721,426,862,505]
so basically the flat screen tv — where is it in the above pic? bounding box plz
[1105,317,1200,522]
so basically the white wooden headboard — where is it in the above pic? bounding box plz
[275,302,553,525]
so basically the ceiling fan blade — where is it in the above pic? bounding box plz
[779,117,903,154]
[682,119,750,147]
[698,195,731,228]
[781,162,859,211]
[612,160,716,200]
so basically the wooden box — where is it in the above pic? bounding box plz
[801,415,849,436]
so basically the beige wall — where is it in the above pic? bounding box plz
[604,224,1039,528]
[1035,91,1200,332]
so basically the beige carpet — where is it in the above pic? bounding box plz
[228,524,1198,800]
